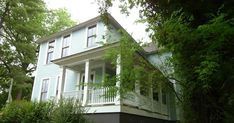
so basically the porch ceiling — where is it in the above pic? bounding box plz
[52,42,119,66]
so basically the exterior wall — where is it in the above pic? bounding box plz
[31,41,61,101]
[106,25,121,43]
[64,69,77,92]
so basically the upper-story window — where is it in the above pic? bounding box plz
[46,40,55,64]
[61,35,70,57]
[87,25,97,47]
[40,79,49,101]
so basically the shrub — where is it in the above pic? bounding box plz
[51,98,88,123]
[0,99,89,123]
[0,100,52,123]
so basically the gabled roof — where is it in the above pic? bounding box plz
[36,14,124,44]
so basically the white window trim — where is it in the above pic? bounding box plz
[38,77,50,101]
[61,33,72,57]
[44,42,49,65]
[45,40,56,65]
[85,23,99,48]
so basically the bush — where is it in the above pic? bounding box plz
[0,99,89,123]
[51,98,88,123]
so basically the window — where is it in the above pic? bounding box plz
[56,76,60,97]
[87,25,97,47]
[46,41,55,64]
[153,89,159,101]
[162,90,167,104]
[61,35,70,57]
[40,79,49,101]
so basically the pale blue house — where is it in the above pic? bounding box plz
[31,14,177,123]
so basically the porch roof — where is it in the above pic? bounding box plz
[52,42,119,66]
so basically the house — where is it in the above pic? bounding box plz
[31,14,178,123]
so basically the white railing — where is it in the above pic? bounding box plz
[88,87,116,105]
[62,90,83,102]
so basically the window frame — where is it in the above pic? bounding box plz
[46,40,55,64]
[86,25,97,47]
[40,78,49,101]
[61,35,70,57]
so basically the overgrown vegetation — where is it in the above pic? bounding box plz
[99,0,234,123]
[104,30,173,99]
[0,99,89,123]
[0,0,76,107]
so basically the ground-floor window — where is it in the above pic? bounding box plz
[40,79,49,101]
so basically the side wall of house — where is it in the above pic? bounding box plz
[147,52,178,120]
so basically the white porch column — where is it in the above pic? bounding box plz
[58,66,66,100]
[115,54,121,105]
[82,60,90,106]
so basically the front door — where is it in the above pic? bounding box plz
[79,72,95,90]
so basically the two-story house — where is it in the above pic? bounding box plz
[31,14,177,123]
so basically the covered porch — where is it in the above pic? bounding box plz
[52,44,121,106]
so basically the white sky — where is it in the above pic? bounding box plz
[44,0,150,42]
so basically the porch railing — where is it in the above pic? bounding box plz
[88,87,116,105]
[62,90,83,102]
[62,87,116,105]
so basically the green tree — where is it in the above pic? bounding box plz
[0,0,76,107]
[98,0,234,123]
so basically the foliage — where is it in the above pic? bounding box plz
[51,98,88,123]
[0,100,52,123]
[0,0,76,107]
[98,0,234,123]
[104,30,172,98]
[0,99,89,123]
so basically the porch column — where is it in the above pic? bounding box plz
[115,54,121,105]
[58,66,66,100]
[82,60,90,106]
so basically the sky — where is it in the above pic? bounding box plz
[44,0,150,42]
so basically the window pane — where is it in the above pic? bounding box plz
[47,52,53,64]
[47,41,55,64]
[63,37,70,47]
[87,25,96,47]
[87,37,96,47]
[62,47,69,57]
[41,93,47,101]
[61,35,70,57]
[88,28,92,36]
[88,25,96,35]
[48,41,55,52]
[41,79,49,101]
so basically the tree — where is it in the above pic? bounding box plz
[98,0,234,123]
[0,0,76,107]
